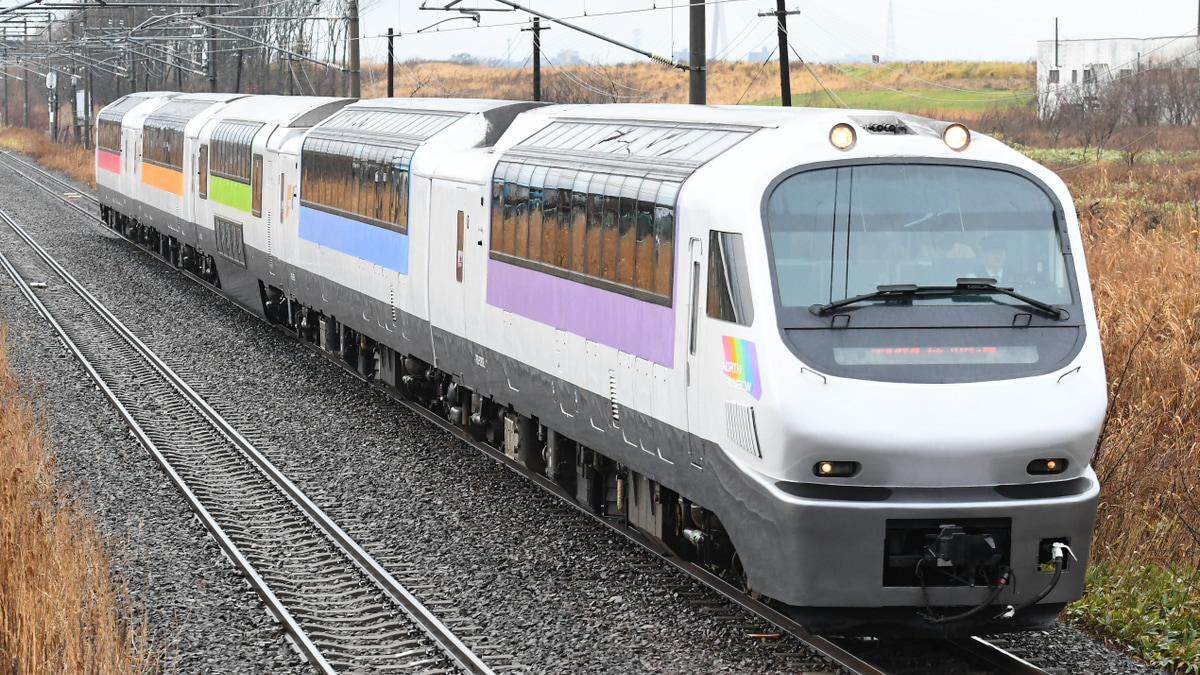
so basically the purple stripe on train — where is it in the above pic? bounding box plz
[486,259,676,368]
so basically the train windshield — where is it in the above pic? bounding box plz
[766,164,1069,310]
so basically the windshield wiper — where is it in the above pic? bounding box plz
[811,278,1067,320]
[953,278,1067,320]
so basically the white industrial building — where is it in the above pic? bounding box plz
[1035,35,1200,116]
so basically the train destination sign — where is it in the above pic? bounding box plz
[833,345,1039,366]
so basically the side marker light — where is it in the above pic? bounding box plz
[1027,458,1068,475]
[943,123,971,151]
[829,123,856,150]
[813,460,860,478]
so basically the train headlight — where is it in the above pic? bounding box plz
[813,460,860,478]
[1027,458,1068,475]
[829,123,856,150]
[943,123,971,151]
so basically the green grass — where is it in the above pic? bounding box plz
[1063,561,1200,673]
[751,87,1033,112]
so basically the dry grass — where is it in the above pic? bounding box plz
[0,326,156,674]
[364,59,1032,106]
[0,124,96,189]
[1057,161,1200,568]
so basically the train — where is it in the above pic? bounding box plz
[95,91,1106,637]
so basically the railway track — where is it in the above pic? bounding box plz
[0,149,1058,675]
[0,198,510,673]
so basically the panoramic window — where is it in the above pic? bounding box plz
[766,164,1069,310]
[300,140,412,234]
[489,160,678,305]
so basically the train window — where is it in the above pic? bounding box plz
[634,179,659,292]
[653,182,679,299]
[97,119,121,153]
[198,145,208,199]
[570,172,591,275]
[615,175,641,287]
[707,231,754,326]
[555,169,575,270]
[301,137,411,234]
[541,168,560,266]
[251,154,263,217]
[487,160,676,304]
[210,120,261,184]
[767,164,1067,309]
[398,162,412,228]
[585,175,606,278]
[529,165,549,262]
[600,175,621,283]
[491,162,508,250]
[513,183,531,259]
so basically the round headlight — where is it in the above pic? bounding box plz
[943,123,971,151]
[829,123,856,150]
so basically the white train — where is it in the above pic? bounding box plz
[96,92,1106,636]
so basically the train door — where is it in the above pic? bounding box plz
[685,236,705,469]
[194,143,209,236]
[458,186,487,345]
[427,181,468,370]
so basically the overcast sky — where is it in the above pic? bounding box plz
[359,1,1200,65]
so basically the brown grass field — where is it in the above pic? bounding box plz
[1062,161,1200,568]
[362,58,1031,107]
[0,328,155,674]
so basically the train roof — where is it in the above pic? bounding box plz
[96,91,179,122]
[209,95,353,128]
[345,97,533,114]
[521,103,959,137]
[308,97,546,149]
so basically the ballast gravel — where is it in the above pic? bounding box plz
[0,155,1167,675]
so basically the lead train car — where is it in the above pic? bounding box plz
[96,94,1106,637]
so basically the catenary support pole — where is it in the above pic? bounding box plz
[776,0,791,105]
[533,17,541,101]
[387,27,394,97]
[521,17,547,101]
[348,0,360,97]
[689,0,705,104]
[207,0,217,91]
[2,27,7,126]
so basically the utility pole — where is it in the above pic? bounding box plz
[85,65,92,148]
[387,27,394,97]
[521,18,548,101]
[235,49,243,93]
[2,27,7,127]
[128,9,137,93]
[689,0,705,104]
[759,2,800,106]
[348,0,360,98]
[207,0,217,92]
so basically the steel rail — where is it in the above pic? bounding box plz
[0,204,497,675]
[949,636,1053,675]
[0,214,336,673]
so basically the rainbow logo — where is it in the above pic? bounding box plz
[721,336,761,400]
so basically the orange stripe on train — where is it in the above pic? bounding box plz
[141,162,183,196]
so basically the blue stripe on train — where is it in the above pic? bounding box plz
[298,205,409,275]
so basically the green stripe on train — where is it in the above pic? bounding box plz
[209,175,252,213]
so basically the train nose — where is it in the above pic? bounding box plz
[783,374,1105,487]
